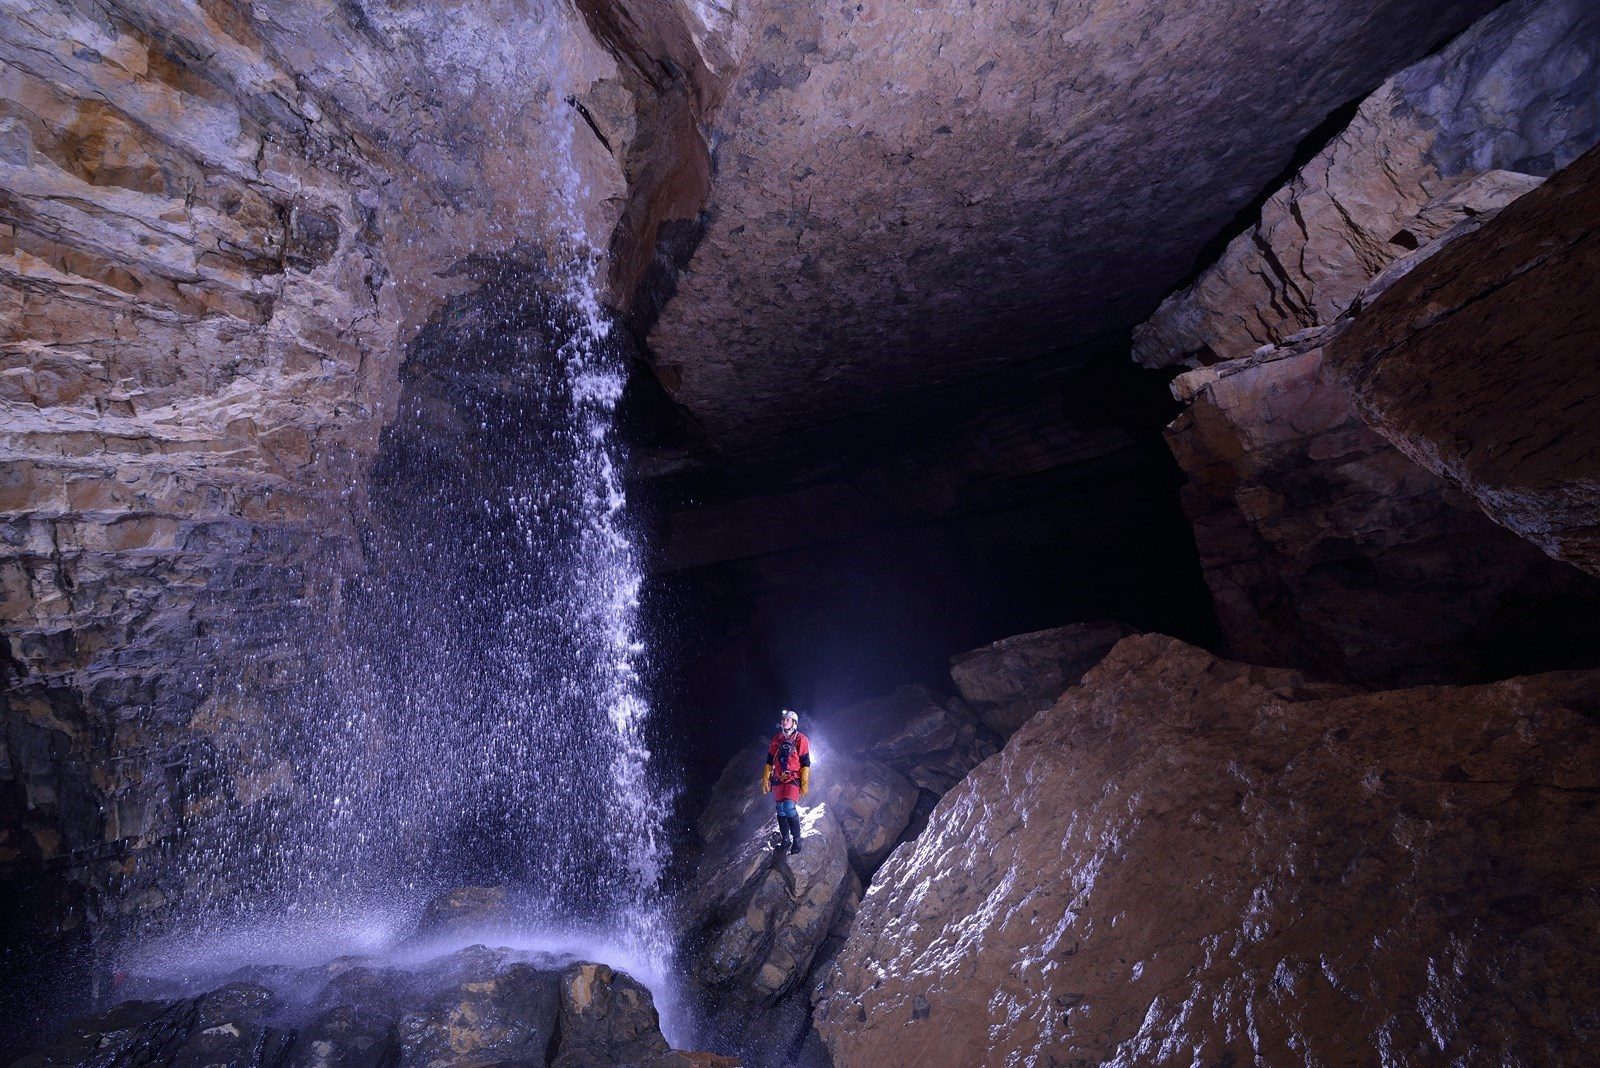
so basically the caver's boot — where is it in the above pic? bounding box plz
[775,815,792,853]
[785,814,803,855]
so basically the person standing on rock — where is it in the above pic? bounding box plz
[762,709,811,854]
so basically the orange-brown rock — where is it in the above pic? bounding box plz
[0,0,708,972]
[814,634,1600,1066]
[1163,330,1600,685]
[1326,141,1600,580]
[1134,0,1600,370]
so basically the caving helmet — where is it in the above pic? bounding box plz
[779,709,799,734]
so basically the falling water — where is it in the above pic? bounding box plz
[123,0,672,1027]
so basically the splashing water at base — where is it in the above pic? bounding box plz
[124,0,676,1037]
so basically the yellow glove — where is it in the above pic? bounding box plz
[760,765,771,793]
[799,766,810,796]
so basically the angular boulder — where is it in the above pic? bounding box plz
[1326,141,1600,578]
[815,634,1600,1066]
[1134,0,1600,369]
[949,621,1135,736]
[677,741,857,1063]
[831,685,997,794]
[1163,327,1600,685]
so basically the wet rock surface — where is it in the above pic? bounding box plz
[680,683,1011,1064]
[17,946,717,1068]
[814,634,1600,1066]
[676,740,857,1065]
[1134,0,1600,370]
[949,621,1134,737]
[829,685,997,795]
[1326,141,1600,580]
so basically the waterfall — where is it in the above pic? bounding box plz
[126,0,671,1019]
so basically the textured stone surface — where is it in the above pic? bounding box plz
[1326,142,1600,580]
[0,0,690,967]
[644,0,1499,445]
[677,738,856,1064]
[949,620,1134,736]
[19,946,714,1068]
[1164,328,1600,685]
[1134,0,1600,369]
[830,684,996,794]
[814,634,1600,1067]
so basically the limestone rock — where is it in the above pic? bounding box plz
[832,684,996,794]
[283,1004,398,1068]
[949,621,1135,736]
[646,0,1498,446]
[1163,331,1600,685]
[20,946,712,1068]
[679,742,856,1061]
[815,635,1600,1066]
[1326,142,1600,579]
[810,753,917,878]
[1134,0,1600,369]
[550,962,678,1068]
[411,885,510,941]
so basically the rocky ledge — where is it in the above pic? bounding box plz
[17,944,735,1068]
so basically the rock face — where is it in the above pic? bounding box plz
[814,634,1600,1067]
[1134,0,1600,370]
[679,687,1000,1065]
[18,946,718,1068]
[1135,0,1600,684]
[0,0,704,977]
[950,621,1134,736]
[829,685,997,795]
[676,739,859,1065]
[1164,328,1600,685]
[1326,142,1600,579]
[645,0,1499,445]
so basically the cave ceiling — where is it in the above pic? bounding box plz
[639,0,1503,450]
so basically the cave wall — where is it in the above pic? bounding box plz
[641,0,1501,447]
[1326,140,1600,579]
[0,0,667,981]
[1141,0,1600,685]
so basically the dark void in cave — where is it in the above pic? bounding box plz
[5,0,1600,1065]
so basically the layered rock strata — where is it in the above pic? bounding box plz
[815,634,1600,1066]
[1134,0,1600,370]
[0,0,712,985]
[1165,326,1600,685]
[1326,142,1600,579]
[1138,0,1600,682]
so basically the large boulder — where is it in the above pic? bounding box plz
[18,946,713,1068]
[677,740,858,1064]
[1133,0,1600,369]
[814,634,1600,1066]
[1326,141,1600,579]
[1162,324,1600,686]
[830,685,997,794]
[949,621,1135,736]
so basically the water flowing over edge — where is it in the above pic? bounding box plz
[117,0,680,1039]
